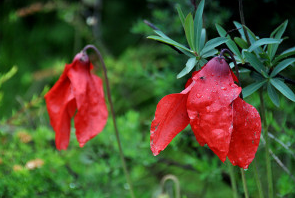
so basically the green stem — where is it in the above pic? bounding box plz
[259,90,273,198]
[240,168,249,198]
[83,45,136,198]
[253,158,264,198]
[227,160,239,198]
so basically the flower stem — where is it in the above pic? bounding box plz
[259,90,273,198]
[227,160,238,198]
[253,158,264,198]
[83,45,136,198]
[240,168,249,198]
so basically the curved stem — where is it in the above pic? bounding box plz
[82,45,136,198]
[160,174,181,198]
[219,48,243,98]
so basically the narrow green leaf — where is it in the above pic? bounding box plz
[271,58,295,77]
[176,4,185,27]
[216,24,242,59]
[200,37,228,56]
[268,20,288,60]
[248,38,282,52]
[177,57,197,78]
[199,28,206,51]
[199,58,208,67]
[234,37,248,49]
[270,78,295,102]
[202,49,218,58]
[233,21,246,40]
[184,13,195,51]
[194,0,205,53]
[215,24,227,37]
[267,83,280,107]
[242,80,267,98]
[147,35,193,53]
[273,46,295,65]
[244,51,268,77]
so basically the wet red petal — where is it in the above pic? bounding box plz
[190,106,233,162]
[68,55,108,147]
[187,57,241,161]
[227,97,261,169]
[150,93,190,156]
[44,64,77,150]
[45,52,108,150]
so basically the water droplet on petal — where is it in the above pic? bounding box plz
[221,87,226,90]
[211,73,214,76]
[197,94,201,98]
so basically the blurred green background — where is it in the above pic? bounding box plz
[0,0,295,197]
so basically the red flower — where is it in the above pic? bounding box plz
[150,57,261,169]
[45,52,108,150]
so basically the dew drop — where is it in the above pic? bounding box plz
[221,87,226,90]
[211,73,214,76]
[197,94,201,98]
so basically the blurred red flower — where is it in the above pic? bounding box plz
[45,52,108,150]
[150,57,261,169]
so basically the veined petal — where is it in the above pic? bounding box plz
[68,54,108,147]
[228,97,261,169]
[187,57,241,162]
[190,105,233,162]
[44,64,77,150]
[151,93,190,156]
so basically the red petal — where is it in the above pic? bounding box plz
[151,93,190,156]
[230,70,239,83]
[67,55,108,147]
[227,97,261,169]
[189,106,233,162]
[44,63,77,150]
[187,57,241,161]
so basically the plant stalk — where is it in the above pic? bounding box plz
[259,90,273,198]
[227,160,239,198]
[83,45,136,198]
[239,0,251,45]
[253,158,264,198]
[240,168,249,198]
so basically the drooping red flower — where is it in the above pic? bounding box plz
[45,52,108,150]
[150,57,261,169]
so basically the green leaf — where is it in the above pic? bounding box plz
[215,24,227,37]
[177,57,197,78]
[271,58,295,77]
[244,51,268,77]
[199,28,206,51]
[199,58,208,67]
[194,0,205,53]
[233,21,246,40]
[267,83,280,107]
[248,38,282,52]
[202,49,218,58]
[184,13,195,51]
[0,66,18,87]
[216,24,242,59]
[200,37,228,56]
[176,4,185,27]
[273,46,295,65]
[268,20,288,60]
[234,37,249,49]
[242,80,267,98]
[270,78,295,102]
[153,30,195,57]
[147,35,193,53]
